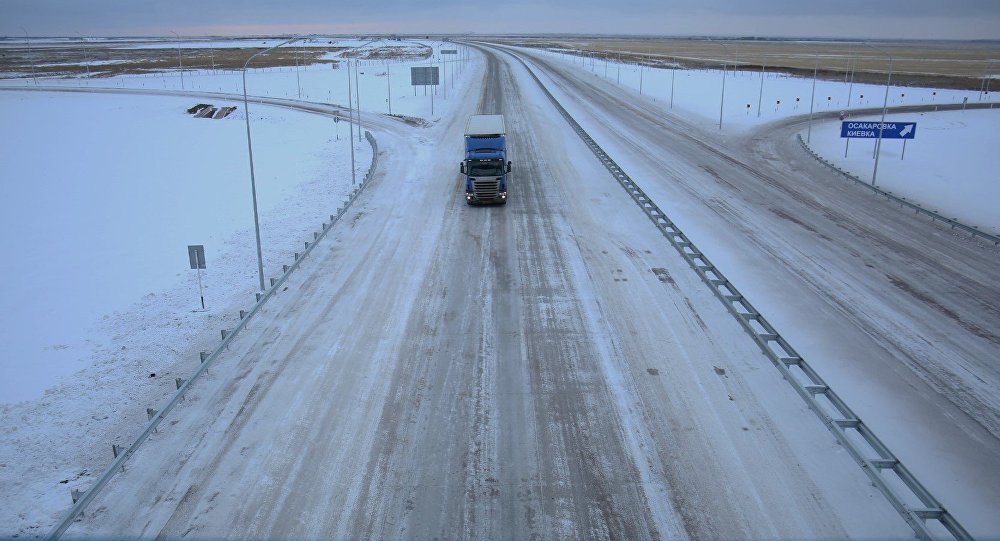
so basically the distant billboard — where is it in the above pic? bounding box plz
[410,66,440,86]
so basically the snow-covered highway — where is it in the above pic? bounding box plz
[0,37,985,539]
[505,45,1000,537]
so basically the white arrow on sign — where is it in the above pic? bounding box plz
[899,124,914,137]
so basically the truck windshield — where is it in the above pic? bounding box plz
[468,162,505,176]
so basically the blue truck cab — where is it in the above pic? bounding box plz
[460,114,511,205]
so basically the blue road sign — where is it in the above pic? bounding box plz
[841,121,916,139]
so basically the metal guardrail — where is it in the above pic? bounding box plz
[47,131,380,540]
[797,134,999,246]
[491,44,974,541]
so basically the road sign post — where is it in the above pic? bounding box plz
[188,245,207,309]
[442,49,457,91]
[840,121,916,140]
[840,121,917,179]
[410,66,440,116]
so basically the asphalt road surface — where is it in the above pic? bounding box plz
[67,47,983,539]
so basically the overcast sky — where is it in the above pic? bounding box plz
[3,0,999,40]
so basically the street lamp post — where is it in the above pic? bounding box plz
[806,53,818,143]
[242,36,304,291]
[20,26,36,85]
[846,55,856,108]
[347,60,357,185]
[355,59,362,142]
[670,56,676,109]
[295,46,302,99]
[170,30,185,90]
[386,60,392,115]
[76,32,91,80]
[708,39,731,130]
[862,42,893,186]
[757,63,765,117]
[980,60,994,103]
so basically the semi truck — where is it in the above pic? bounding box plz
[460,114,511,205]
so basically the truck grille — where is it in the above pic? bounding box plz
[473,178,500,200]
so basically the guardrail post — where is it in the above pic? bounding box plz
[239,310,247,320]
[70,488,83,504]
[111,443,126,471]
[200,351,209,363]
[175,378,185,390]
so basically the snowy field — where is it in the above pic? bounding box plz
[532,47,992,129]
[0,91,371,404]
[803,109,1000,235]
[0,39,466,122]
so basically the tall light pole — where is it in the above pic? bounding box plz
[76,32,91,79]
[346,59,357,185]
[242,36,304,291]
[386,60,392,115]
[980,60,994,103]
[862,41,893,186]
[294,44,302,99]
[20,26,36,85]
[169,30,184,90]
[845,54,856,108]
[806,52,818,143]
[355,59,362,142]
[709,38,731,130]
[756,62,765,117]
[670,56,676,109]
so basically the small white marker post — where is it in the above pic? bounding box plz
[188,245,207,310]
